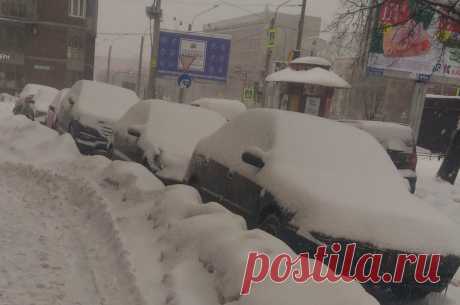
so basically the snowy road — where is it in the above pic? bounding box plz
[0,164,143,305]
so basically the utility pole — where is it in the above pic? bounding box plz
[294,0,307,58]
[146,0,162,99]
[106,45,112,83]
[137,35,145,97]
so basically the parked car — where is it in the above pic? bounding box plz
[191,98,247,121]
[112,100,226,184]
[46,88,69,129]
[0,93,16,103]
[13,84,59,123]
[56,80,138,155]
[185,109,460,303]
[340,120,417,193]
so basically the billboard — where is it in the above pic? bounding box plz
[157,30,231,82]
[368,0,460,80]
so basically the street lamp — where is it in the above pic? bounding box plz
[188,4,221,31]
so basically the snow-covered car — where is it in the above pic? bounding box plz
[185,109,460,303]
[191,98,247,121]
[0,93,16,103]
[113,100,226,184]
[13,84,59,123]
[46,88,69,129]
[340,120,418,193]
[56,80,138,155]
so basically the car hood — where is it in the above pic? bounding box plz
[255,162,460,255]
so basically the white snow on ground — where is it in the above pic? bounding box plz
[404,157,460,305]
[0,109,377,304]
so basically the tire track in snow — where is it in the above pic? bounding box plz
[0,163,145,305]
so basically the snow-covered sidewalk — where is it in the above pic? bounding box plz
[408,158,460,305]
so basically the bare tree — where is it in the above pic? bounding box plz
[329,0,460,120]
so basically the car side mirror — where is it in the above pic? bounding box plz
[242,150,265,169]
[128,127,141,138]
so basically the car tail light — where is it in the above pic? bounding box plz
[409,147,417,171]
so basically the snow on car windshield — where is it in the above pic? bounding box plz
[73,80,139,122]
[198,109,460,255]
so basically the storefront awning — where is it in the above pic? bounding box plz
[266,67,351,89]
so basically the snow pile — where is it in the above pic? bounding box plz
[101,160,165,202]
[0,115,80,164]
[340,120,414,152]
[71,80,139,122]
[146,185,377,305]
[0,100,14,120]
[191,98,247,121]
[266,67,351,88]
[197,109,460,255]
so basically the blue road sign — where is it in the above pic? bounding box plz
[158,30,231,82]
[178,74,192,89]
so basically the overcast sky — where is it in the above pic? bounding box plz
[96,0,341,60]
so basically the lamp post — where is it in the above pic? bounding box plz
[188,4,221,31]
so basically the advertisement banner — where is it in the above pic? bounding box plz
[368,0,460,79]
[157,30,231,82]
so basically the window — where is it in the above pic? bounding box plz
[69,0,86,18]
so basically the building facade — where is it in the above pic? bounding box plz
[202,11,322,103]
[0,0,98,94]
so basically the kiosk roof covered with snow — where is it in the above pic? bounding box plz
[290,56,332,68]
[266,67,351,89]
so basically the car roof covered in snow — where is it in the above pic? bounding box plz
[191,98,247,121]
[339,120,414,152]
[71,80,139,122]
[19,83,57,99]
[32,86,59,113]
[116,100,227,182]
[196,109,460,254]
[266,67,351,88]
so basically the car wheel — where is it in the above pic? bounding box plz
[259,213,282,237]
